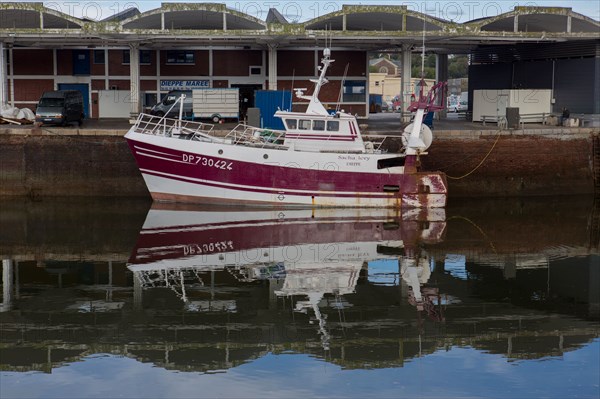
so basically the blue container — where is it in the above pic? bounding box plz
[255,90,292,130]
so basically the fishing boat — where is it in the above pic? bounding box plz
[124,48,447,208]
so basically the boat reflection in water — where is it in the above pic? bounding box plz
[128,205,447,347]
[0,197,598,386]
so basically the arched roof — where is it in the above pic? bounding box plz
[304,5,447,31]
[0,4,596,52]
[121,3,266,31]
[467,6,600,33]
[0,2,83,29]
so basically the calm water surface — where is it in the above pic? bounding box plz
[0,196,598,399]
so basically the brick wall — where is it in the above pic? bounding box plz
[13,49,53,75]
[13,79,54,101]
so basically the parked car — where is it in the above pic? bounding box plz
[454,100,468,113]
[35,90,84,126]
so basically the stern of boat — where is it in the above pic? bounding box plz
[401,172,448,208]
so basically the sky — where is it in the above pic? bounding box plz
[5,0,600,23]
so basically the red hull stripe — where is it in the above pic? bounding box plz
[285,134,356,141]
[141,168,396,199]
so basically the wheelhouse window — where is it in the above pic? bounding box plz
[327,121,339,131]
[313,120,325,131]
[285,119,297,129]
[298,119,311,130]
[166,50,195,64]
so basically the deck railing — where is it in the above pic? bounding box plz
[132,113,215,139]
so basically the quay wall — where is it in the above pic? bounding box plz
[0,129,148,198]
[421,129,597,198]
[0,127,597,199]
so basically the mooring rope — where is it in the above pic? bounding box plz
[446,131,502,180]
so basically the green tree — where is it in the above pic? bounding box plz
[411,54,436,79]
[448,55,469,79]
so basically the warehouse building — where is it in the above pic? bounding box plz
[0,3,598,121]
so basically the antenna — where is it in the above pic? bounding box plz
[336,63,349,113]
[421,17,426,78]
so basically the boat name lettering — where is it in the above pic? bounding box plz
[184,241,234,255]
[337,155,370,162]
[182,154,233,170]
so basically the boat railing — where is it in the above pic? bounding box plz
[132,113,216,140]
[225,124,288,149]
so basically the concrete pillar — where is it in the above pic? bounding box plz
[104,49,109,90]
[156,49,161,97]
[223,12,227,31]
[400,44,412,122]
[436,54,448,118]
[0,42,6,105]
[513,15,518,33]
[2,259,13,312]
[268,45,278,90]
[8,46,13,106]
[129,43,140,120]
[595,42,600,115]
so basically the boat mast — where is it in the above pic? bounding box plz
[295,48,333,116]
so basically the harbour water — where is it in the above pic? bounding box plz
[0,196,598,399]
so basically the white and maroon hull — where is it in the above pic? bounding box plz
[125,131,448,208]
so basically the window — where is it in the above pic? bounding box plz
[122,50,152,65]
[93,50,105,64]
[166,50,195,64]
[342,80,366,102]
[298,120,311,130]
[249,66,262,75]
[313,120,325,131]
[140,50,152,65]
[285,119,297,129]
[327,121,339,132]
